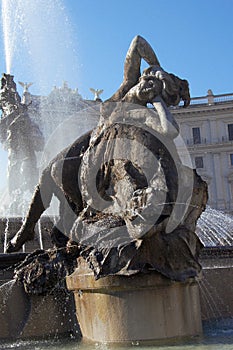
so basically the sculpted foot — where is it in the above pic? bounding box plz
[5,228,35,253]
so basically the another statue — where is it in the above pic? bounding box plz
[18,81,33,93]
[0,73,22,116]
[6,36,207,286]
[0,74,44,211]
[90,88,104,101]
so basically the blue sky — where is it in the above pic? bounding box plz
[0,0,233,100]
[67,0,233,99]
[0,0,233,189]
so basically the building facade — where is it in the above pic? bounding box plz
[1,78,232,215]
[172,91,233,214]
[14,87,233,215]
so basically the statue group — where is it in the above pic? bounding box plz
[0,73,44,214]
[4,36,207,292]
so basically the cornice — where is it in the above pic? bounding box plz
[171,103,233,118]
[185,142,233,153]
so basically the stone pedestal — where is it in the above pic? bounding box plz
[66,258,202,343]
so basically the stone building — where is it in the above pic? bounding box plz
[25,82,100,166]
[0,78,100,215]
[172,90,233,214]
[27,86,233,215]
[26,86,233,214]
[1,78,232,215]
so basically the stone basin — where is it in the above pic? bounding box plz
[0,220,233,341]
[66,257,202,343]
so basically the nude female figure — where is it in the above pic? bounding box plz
[6,35,190,253]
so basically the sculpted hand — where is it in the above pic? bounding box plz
[155,70,167,81]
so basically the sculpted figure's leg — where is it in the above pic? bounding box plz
[109,35,160,101]
[6,170,54,253]
[49,155,86,248]
[50,196,77,248]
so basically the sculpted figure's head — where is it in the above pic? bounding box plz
[122,75,163,105]
[123,65,191,108]
[137,75,164,103]
[142,66,191,107]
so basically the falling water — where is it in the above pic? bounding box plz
[198,279,222,320]
[37,219,44,250]
[1,0,15,73]
[0,0,80,227]
[3,217,9,253]
[197,206,233,247]
[1,0,78,94]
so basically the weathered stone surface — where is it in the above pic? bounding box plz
[69,104,207,281]
[6,103,207,284]
[0,279,80,340]
[5,35,207,289]
[14,246,79,295]
[67,257,202,343]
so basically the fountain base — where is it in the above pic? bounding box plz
[0,252,80,340]
[0,279,80,340]
[66,257,202,343]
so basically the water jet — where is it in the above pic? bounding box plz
[0,1,233,348]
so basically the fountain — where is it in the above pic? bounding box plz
[0,1,233,348]
[0,0,91,342]
[0,33,207,342]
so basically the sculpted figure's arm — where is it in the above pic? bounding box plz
[152,95,179,138]
[107,36,190,138]
[109,35,190,108]
[109,35,160,102]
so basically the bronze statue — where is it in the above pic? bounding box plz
[0,74,44,205]
[6,36,207,285]
[109,35,190,108]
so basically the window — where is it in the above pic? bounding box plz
[192,127,201,144]
[230,182,233,199]
[195,156,204,168]
[230,154,233,166]
[228,124,233,141]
